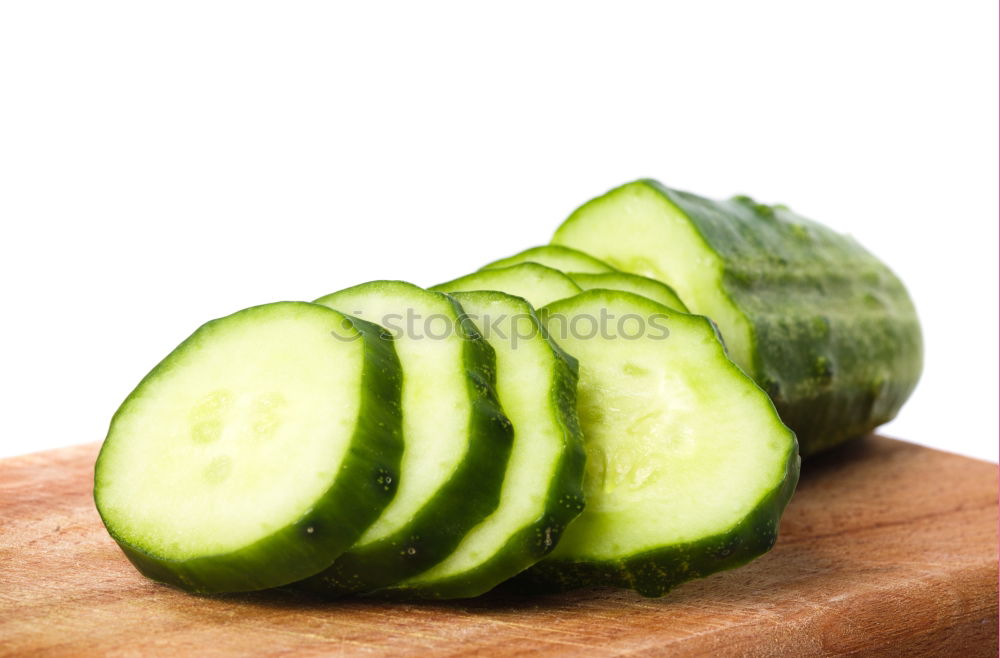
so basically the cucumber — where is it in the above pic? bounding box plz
[431,263,582,309]
[306,281,514,593]
[524,291,799,597]
[481,245,615,274]
[552,180,922,456]
[94,302,404,594]
[393,291,586,599]
[567,271,688,313]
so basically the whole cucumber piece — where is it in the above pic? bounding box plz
[552,179,922,456]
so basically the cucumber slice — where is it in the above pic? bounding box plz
[567,271,688,313]
[481,245,615,274]
[552,180,922,456]
[430,263,581,309]
[94,302,404,594]
[307,281,514,593]
[393,291,585,599]
[526,290,799,597]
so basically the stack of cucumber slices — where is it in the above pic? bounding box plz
[95,179,922,599]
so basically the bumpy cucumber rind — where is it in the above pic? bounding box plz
[95,303,405,594]
[303,292,515,594]
[393,293,586,599]
[718,192,922,456]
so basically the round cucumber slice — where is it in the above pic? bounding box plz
[524,290,799,597]
[393,291,585,599]
[307,281,514,593]
[567,271,688,313]
[431,263,581,309]
[481,245,616,274]
[94,302,404,594]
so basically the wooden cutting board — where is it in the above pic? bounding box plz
[1,436,996,657]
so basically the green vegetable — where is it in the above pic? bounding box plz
[567,271,688,312]
[94,302,404,594]
[431,263,581,309]
[98,176,907,601]
[392,291,585,598]
[482,245,615,273]
[522,290,799,597]
[552,179,922,455]
[306,281,514,593]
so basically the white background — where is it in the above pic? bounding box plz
[1,1,996,462]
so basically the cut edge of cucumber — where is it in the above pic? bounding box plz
[392,290,586,599]
[304,282,515,593]
[552,180,756,374]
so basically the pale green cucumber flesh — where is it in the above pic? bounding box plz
[481,245,615,273]
[94,302,404,593]
[553,180,922,455]
[568,271,688,312]
[305,281,514,593]
[431,263,582,309]
[523,290,799,597]
[393,291,585,599]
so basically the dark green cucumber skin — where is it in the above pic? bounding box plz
[302,291,515,594]
[95,303,404,594]
[557,180,923,456]
[513,291,800,598]
[515,441,798,598]
[391,291,586,599]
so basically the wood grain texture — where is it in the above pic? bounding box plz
[0,436,996,657]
